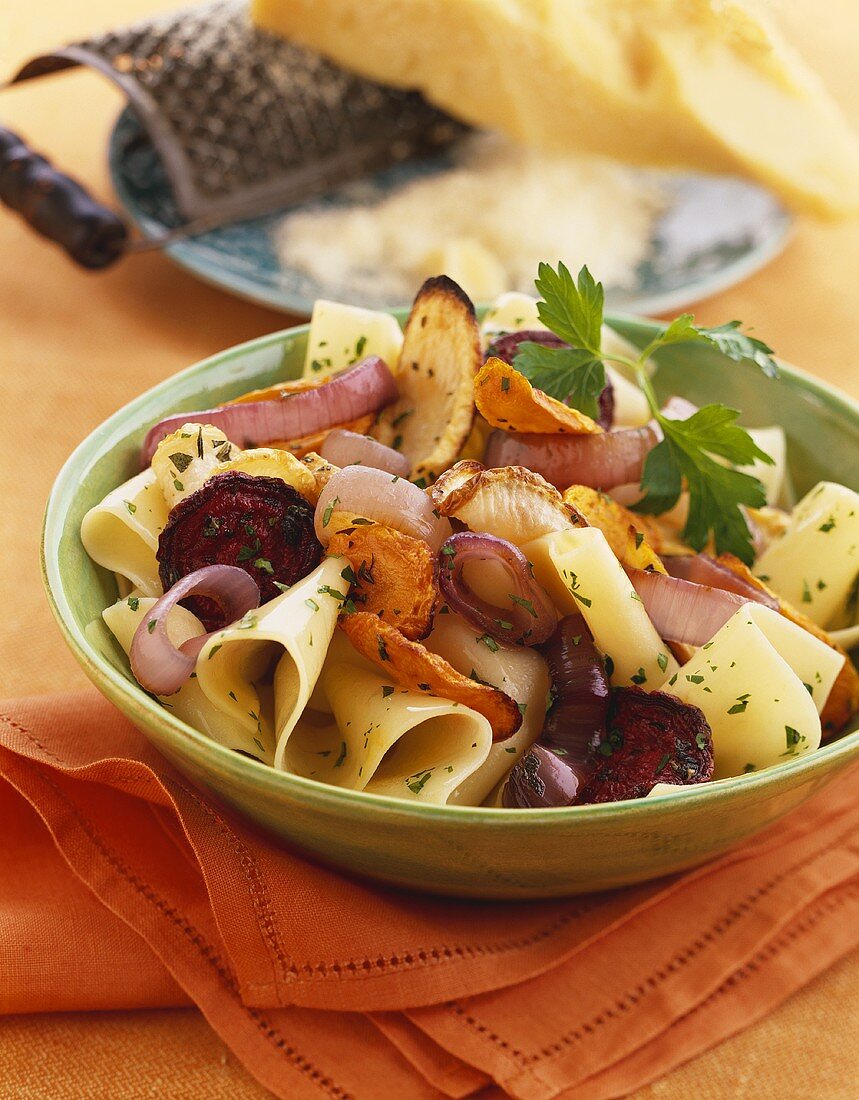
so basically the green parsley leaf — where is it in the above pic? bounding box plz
[406,769,433,795]
[512,342,605,419]
[635,405,772,563]
[322,496,339,528]
[169,451,193,473]
[253,558,274,574]
[533,260,604,354]
[126,596,140,612]
[641,316,779,380]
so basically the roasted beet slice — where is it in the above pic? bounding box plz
[157,471,321,629]
[576,687,714,804]
[486,329,614,428]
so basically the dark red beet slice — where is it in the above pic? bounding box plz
[157,471,321,629]
[486,329,614,428]
[576,687,714,804]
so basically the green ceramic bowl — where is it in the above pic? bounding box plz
[42,315,859,899]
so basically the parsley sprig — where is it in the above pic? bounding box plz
[512,262,778,563]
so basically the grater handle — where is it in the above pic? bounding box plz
[0,126,128,269]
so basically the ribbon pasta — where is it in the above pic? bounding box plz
[102,592,273,762]
[755,481,859,627]
[194,558,346,769]
[425,609,551,806]
[286,633,493,804]
[523,526,679,687]
[661,604,841,778]
[81,469,168,597]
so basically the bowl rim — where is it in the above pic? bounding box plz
[42,314,859,826]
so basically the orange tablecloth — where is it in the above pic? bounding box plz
[1,1,858,1096]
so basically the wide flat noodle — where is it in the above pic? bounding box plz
[195,558,346,768]
[662,606,822,779]
[425,609,550,806]
[287,632,492,804]
[755,481,859,627]
[715,552,859,736]
[102,594,273,763]
[81,468,169,597]
[524,526,678,687]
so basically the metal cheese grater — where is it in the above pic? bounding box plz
[0,0,466,267]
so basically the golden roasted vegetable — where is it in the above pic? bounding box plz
[339,613,522,740]
[372,276,481,483]
[327,525,437,640]
[563,485,664,572]
[475,357,601,435]
[431,461,581,546]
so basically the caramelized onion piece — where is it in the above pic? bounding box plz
[142,357,398,465]
[626,566,749,647]
[314,466,452,551]
[662,554,779,609]
[501,744,581,809]
[436,532,558,645]
[319,429,411,477]
[539,613,611,765]
[484,425,659,491]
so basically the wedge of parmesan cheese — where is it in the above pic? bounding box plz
[252,0,859,216]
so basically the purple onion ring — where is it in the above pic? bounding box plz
[436,532,558,645]
[130,565,260,696]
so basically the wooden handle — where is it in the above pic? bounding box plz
[0,126,128,269]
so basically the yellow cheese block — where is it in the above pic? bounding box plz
[252,0,859,216]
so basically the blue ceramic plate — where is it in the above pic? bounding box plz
[109,108,792,318]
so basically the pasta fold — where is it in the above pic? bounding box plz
[194,558,346,768]
[287,632,493,804]
[101,593,273,762]
[425,610,550,805]
[755,481,859,626]
[661,605,822,779]
[523,527,678,687]
[81,469,168,597]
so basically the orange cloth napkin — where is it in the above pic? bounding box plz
[1,690,857,1100]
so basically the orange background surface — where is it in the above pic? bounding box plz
[1,1,857,1095]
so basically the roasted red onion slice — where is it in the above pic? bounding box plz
[486,329,614,428]
[141,357,398,465]
[501,744,581,809]
[319,428,410,477]
[626,566,749,648]
[436,532,558,645]
[130,565,259,696]
[484,425,659,491]
[663,554,779,610]
[314,465,452,551]
[539,613,610,765]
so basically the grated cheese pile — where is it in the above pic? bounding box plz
[273,134,665,306]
